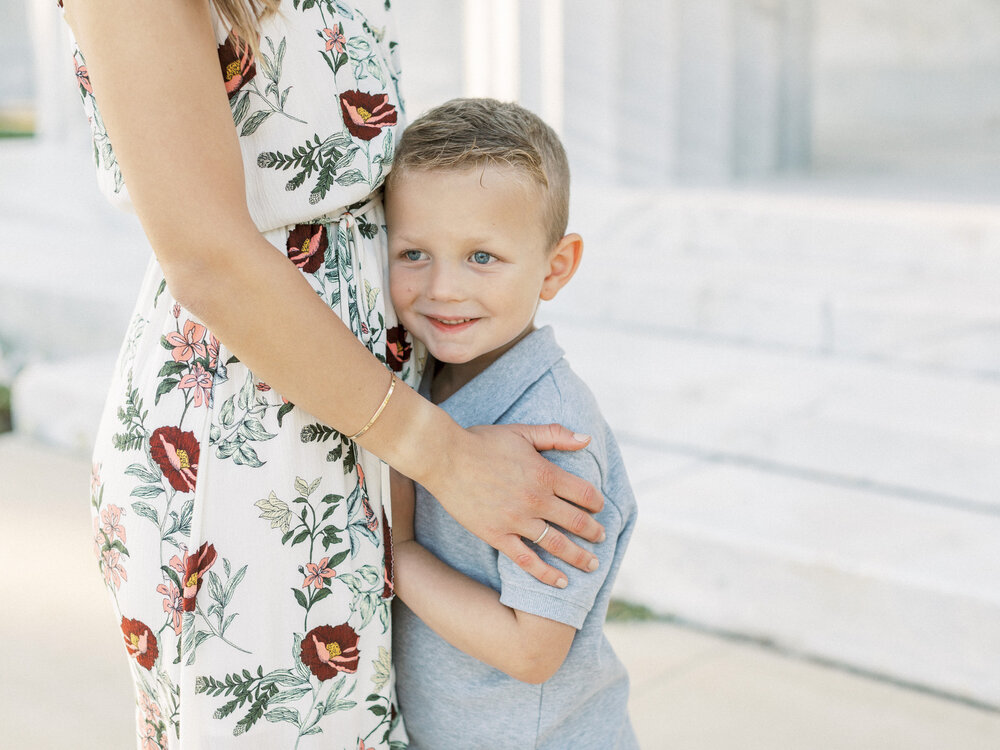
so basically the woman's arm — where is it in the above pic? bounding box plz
[390,471,574,683]
[63,0,603,586]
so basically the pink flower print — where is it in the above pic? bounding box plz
[156,580,184,635]
[91,462,102,495]
[139,691,162,722]
[323,24,346,53]
[74,58,93,94]
[207,334,221,370]
[102,548,128,589]
[92,516,103,559]
[139,722,159,750]
[172,303,181,319]
[178,363,213,407]
[101,504,127,544]
[165,320,207,363]
[168,551,185,578]
[302,557,336,589]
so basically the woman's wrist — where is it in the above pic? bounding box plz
[353,375,462,487]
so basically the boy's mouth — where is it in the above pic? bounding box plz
[427,315,478,332]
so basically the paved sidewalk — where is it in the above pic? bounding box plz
[3,434,1000,749]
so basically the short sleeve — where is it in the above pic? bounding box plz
[496,447,625,630]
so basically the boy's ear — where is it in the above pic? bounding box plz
[540,233,583,301]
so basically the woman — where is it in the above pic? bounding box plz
[63,0,605,747]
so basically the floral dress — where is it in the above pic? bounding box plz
[67,2,422,747]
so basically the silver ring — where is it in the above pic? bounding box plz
[532,524,550,546]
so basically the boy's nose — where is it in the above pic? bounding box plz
[426,264,465,301]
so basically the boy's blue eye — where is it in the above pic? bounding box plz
[471,251,493,265]
[404,250,423,261]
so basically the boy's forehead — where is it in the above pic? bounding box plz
[388,164,546,224]
[391,162,539,193]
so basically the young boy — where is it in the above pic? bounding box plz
[386,98,638,749]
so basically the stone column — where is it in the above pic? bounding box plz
[27,0,86,145]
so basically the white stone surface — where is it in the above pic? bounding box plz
[11,351,116,453]
[617,622,1000,750]
[0,141,150,358]
[613,460,1000,706]
[558,182,1000,375]
[541,320,1000,511]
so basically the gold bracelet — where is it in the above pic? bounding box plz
[348,372,396,441]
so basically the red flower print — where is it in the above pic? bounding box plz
[339,90,398,141]
[217,34,256,98]
[302,557,336,589]
[172,303,181,319]
[256,381,271,392]
[323,24,347,53]
[74,59,93,95]
[101,504,126,543]
[286,224,328,274]
[178,363,213,407]
[156,580,184,635]
[385,325,412,372]
[182,542,218,611]
[300,624,360,680]
[121,617,159,670]
[165,320,207,363]
[149,426,199,493]
[381,507,393,599]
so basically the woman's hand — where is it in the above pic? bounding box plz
[420,423,605,588]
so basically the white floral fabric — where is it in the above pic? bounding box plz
[68,1,423,748]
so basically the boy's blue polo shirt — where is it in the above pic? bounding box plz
[393,326,639,749]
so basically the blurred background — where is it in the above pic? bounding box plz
[2,0,999,748]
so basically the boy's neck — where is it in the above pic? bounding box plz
[429,325,536,404]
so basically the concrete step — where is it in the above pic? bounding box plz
[567,183,1000,376]
[611,451,1000,708]
[542,316,1000,512]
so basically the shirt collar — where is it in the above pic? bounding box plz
[429,326,565,427]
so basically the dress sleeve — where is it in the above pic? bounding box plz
[496,447,625,630]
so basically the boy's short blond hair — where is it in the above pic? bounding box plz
[387,98,570,247]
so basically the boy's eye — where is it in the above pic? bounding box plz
[471,251,493,265]
[403,249,424,261]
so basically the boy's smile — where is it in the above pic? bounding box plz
[387,165,563,394]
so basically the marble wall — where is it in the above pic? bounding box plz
[6,0,1000,186]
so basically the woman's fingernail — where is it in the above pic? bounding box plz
[588,557,599,572]
[598,530,607,543]
[573,433,590,442]
[556,577,568,588]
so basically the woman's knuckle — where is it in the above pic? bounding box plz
[547,532,567,555]
[568,510,588,535]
